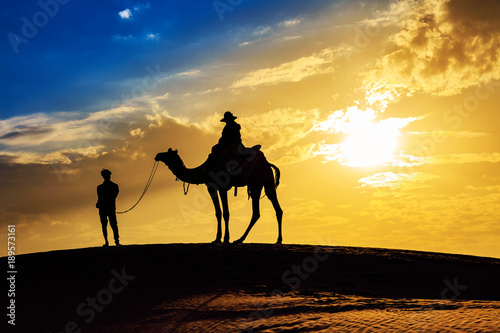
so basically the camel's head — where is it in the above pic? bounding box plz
[155,148,183,168]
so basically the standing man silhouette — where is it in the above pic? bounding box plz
[96,169,120,246]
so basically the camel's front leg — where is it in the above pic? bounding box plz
[219,189,230,243]
[208,187,222,243]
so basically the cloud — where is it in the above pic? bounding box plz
[398,152,500,168]
[359,172,441,189]
[230,48,344,88]
[145,33,160,41]
[200,87,221,94]
[273,143,318,166]
[0,105,149,164]
[279,18,302,28]
[123,67,201,89]
[130,128,144,137]
[0,125,52,140]
[118,4,150,22]
[133,2,151,12]
[152,91,170,101]
[118,8,132,20]
[113,34,135,41]
[282,35,301,41]
[466,185,500,192]
[313,106,377,134]
[0,149,102,166]
[0,113,51,137]
[407,130,489,139]
[253,26,271,36]
[241,108,319,152]
[423,153,500,165]
[364,0,500,96]
[236,17,302,50]
[50,220,69,226]
[176,69,201,77]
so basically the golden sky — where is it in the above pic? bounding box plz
[1,0,500,258]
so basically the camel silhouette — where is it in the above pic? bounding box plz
[155,148,283,244]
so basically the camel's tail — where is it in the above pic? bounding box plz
[269,163,280,189]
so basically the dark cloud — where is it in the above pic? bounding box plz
[366,0,500,95]
[446,0,500,36]
[0,125,53,140]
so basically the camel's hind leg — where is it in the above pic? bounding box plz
[233,185,262,244]
[265,183,283,244]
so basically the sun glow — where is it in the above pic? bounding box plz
[339,122,399,167]
[314,106,419,168]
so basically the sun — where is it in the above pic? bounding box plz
[339,122,399,167]
[313,105,417,167]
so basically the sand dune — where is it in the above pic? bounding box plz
[121,292,500,332]
[3,243,499,332]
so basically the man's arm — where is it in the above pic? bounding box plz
[96,186,100,208]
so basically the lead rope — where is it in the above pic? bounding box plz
[117,160,159,214]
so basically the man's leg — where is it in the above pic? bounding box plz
[109,212,120,245]
[99,210,109,246]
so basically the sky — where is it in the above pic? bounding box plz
[1,0,500,258]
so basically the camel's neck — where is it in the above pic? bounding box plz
[168,161,205,185]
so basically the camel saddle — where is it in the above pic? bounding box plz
[203,145,264,189]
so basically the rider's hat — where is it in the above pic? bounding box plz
[220,111,237,122]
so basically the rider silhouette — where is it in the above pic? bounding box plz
[96,169,120,246]
[212,111,242,159]
[219,111,241,146]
